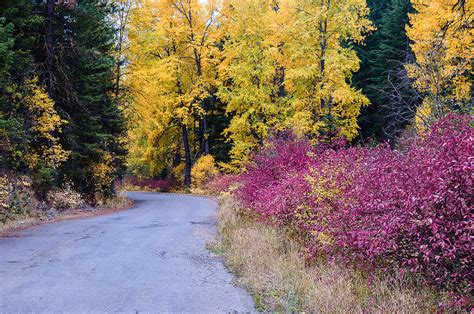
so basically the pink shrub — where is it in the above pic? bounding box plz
[233,114,473,292]
[331,115,473,290]
[236,134,316,224]
[122,176,178,192]
[205,174,240,193]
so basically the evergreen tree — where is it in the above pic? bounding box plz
[354,0,418,142]
[49,0,127,201]
[0,15,21,169]
[1,1,126,201]
[0,1,68,196]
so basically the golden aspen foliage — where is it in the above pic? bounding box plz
[127,0,374,172]
[217,0,291,167]
[126,0,219,178]
[285,0,374,141]
[90,152,115,201]
[172,163,186,185]
[20,79,68,170]
[191,154,218,187]
[406,0,473,127]
[217,0,373,167]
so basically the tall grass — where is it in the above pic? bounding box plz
[211,196,446,312]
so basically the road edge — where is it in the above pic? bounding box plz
[0,194,134,237]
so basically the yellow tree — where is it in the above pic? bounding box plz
[218,0,373,168]
[285,0,373,141]
[406,0,473,127]
[127,0,219,186]
[127,0,374,174]
[7,78,69,171]
[217,0,292,168]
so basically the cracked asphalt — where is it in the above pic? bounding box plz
[0,192,255,312]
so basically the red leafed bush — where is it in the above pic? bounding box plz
[122,176,177,192]
[332,115,473,290]
[235,134,316,224]
[204,174,240,194]
[232,114,473,292]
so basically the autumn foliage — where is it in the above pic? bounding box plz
[226,114,473,292]
[191,155,219,187]
[121,176,178,192]
[406,0,473,125]
[126,0,374,176]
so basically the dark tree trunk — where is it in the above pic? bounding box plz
[277,65,286,98]
[319,4,327,111]
[182,123,192,188]
[114,1,132,99]
[115,62,121,98]
[319,0,331,118]
[192,118,197,160]
[46,0,54,97]
[192,48,209,156]
[202,114,209,155]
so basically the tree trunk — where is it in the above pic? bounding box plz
[115,0,132,99]
[192,47,209,156]
[202,114,209,155]
[46,0,54,97]
[115,11,123,98]
[115,61,121,98]
[182,123,192,188]
[277,65,286,98]
[319,0,330,116]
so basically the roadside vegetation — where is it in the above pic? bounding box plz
[120,176,178,193]
[1,0,130,227]
[0,172,131,234]
[208,114,472,311]
[212,197,442,312]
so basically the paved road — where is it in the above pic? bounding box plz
[0,192,254,313]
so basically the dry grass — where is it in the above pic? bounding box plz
[210,196,441,312]
[97,193,133,210]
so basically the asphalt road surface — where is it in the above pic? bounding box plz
[0,192,254,312]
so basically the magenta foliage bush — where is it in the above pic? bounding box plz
[236,134,316,224]
[232,115,473,292]
[122,176,177,192]
[205,174,240,193]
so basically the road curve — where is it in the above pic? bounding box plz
[0,192,254,312]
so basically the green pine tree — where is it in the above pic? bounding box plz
[354,0,418,142]
[0,1,43,170]
[50,0,127,201]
